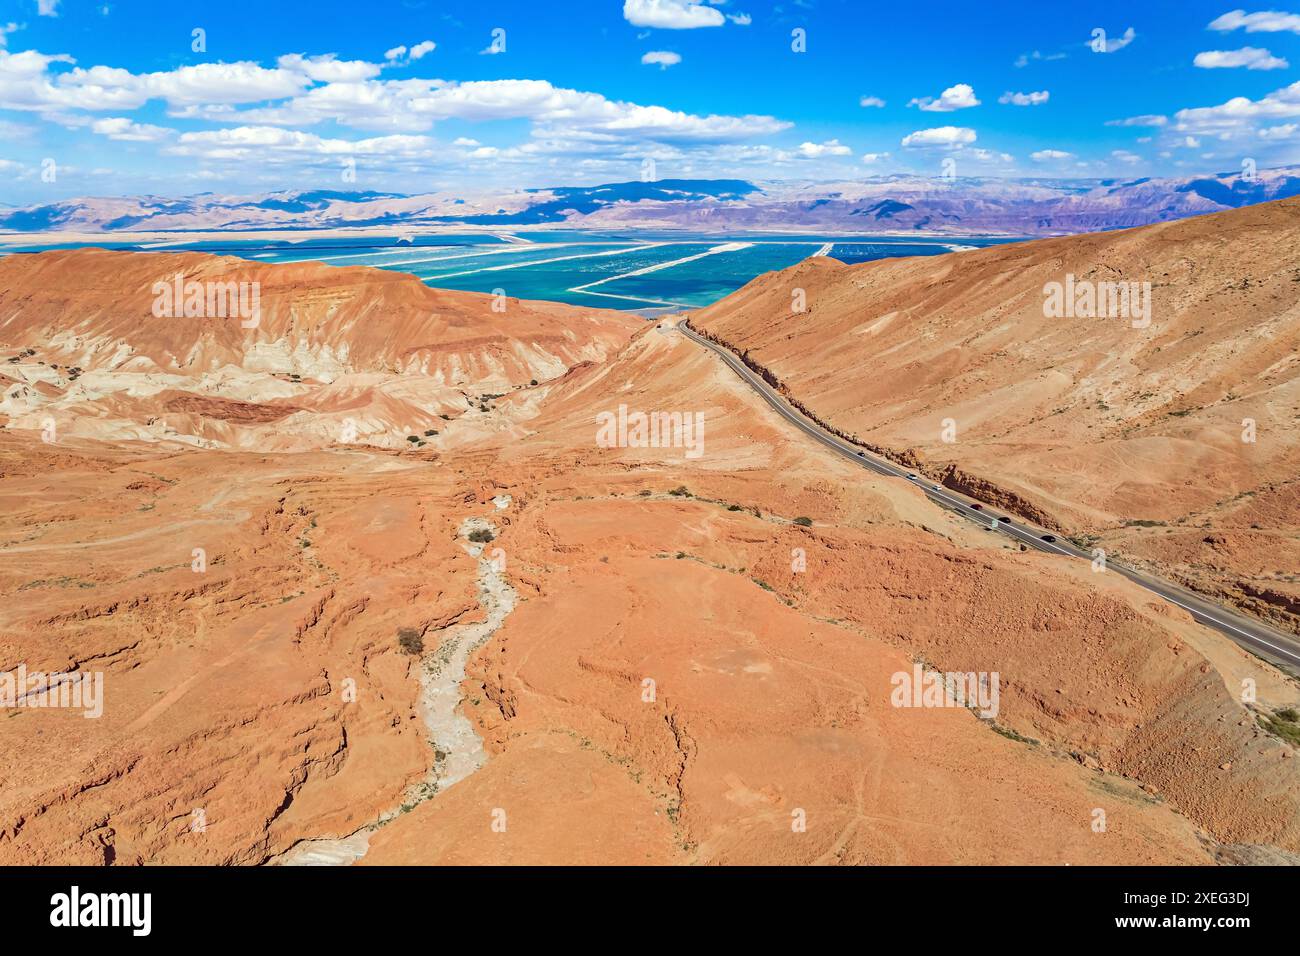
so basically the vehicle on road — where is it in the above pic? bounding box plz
[1041,534,1057,543]
[906,473,918,481]
[970,503,983,511]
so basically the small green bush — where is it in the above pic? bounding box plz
[793,516,813,527]
[468,528,495,544]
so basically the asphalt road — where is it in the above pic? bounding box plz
[677,319,1300,673]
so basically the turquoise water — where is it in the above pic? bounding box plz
[0,233,1017,311]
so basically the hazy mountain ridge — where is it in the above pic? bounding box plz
[3,167,1297,237]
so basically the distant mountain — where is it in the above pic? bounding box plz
[2,168,1297,237]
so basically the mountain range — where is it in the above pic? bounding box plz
[3,166,1299,238]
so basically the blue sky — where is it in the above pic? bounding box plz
[1,0,1298,201]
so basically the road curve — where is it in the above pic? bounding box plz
[676,319,1300,673]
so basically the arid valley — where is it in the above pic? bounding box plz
[2,195,1298,868]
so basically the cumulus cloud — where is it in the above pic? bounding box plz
[37,0,58,17]
[859,95,885,108]
[90,116,172,141]
[900,125,976,148]
[623,0,725,29]
[909,83,979,112]
[796,139,851,158]
[410,40,436,60]
[1030,148,1072,161]
[1209,9,1300,34]
[999,90,1048,106]
[1173,79,1300,136]
[1111,149,1142,163]
[277,53,382,83]
[860,151,890,163]
[641,50,682,69]
[1194,46,1288,69]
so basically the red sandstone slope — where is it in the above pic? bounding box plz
[0,249,640,450]
[691,197,1300,632]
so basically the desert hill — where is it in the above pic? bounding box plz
[692,197,1300,634]
[0,249,638,450]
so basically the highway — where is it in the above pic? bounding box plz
[677,319,1300,673]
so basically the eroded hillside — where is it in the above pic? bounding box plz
[1,243,1298,865]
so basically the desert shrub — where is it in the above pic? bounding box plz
[467,528,495,543]
[397,627,423,655]
[406,435,420,443]
[793,516,813,527]
[1260,710,1300,746]
[668,485,690,497]
[424,429,438,436]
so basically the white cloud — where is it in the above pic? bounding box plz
[727,13,752,26]
[91,116,172,141]
[1111,149,1142,163]
[0,22,22,47]
[1259,122,1298,138]
[796,139,851,158]
[1174,79,1300,135]
[966,147,1014,163]
[1106,114,1168,127]
[207,77,792,143]
[859,95,885,108]
[1030,148,1072,161]
[909,83,979,112]
[1014,49,1067,67]
[641,50,682,69]
[277,53,382,83]
[999,90,1049,106]
[37,0,58,17]
[165,125,433,161]
[384,46,406,61]
[1209,9,1300,34]
[452,136,480,146]
[623,0,725,29]
[1194,46,1288,69]
[860,151,890,163]
[900,125,976,148]
[410,40,436,60]
[1091,27,1136,53]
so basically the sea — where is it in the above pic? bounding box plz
[0,231,1021,313]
